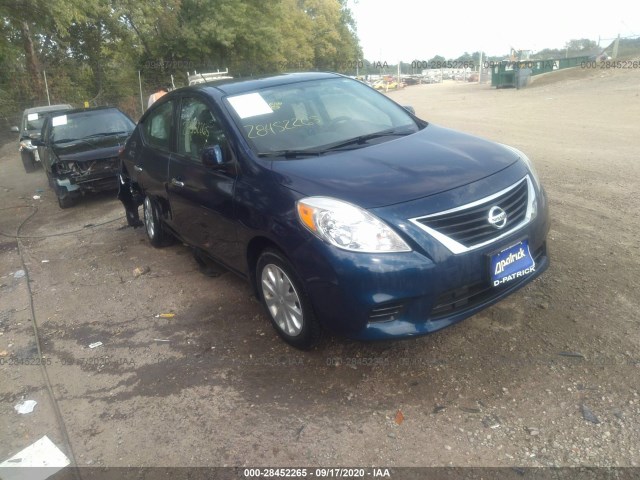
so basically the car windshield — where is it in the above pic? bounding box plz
[50,109,135,143]
[25,115,47,132]
[225,77,420,157]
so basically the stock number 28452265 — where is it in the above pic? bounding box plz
[243,116,321,139]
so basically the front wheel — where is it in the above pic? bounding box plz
[21,152,37,173]
[56,186,76,209]
[143,196,170,247]
[256,249,322,350]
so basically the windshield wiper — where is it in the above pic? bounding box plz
[320,128,413,151]
[256,129,414,159]
[257,150,323,159]
[52,138,78,144]
[83,131,129,138]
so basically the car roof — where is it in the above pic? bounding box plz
[176,72,343,97]
[24,104,73,115]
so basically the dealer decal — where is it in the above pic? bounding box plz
[490,240,536,287]
[493,265,536,287]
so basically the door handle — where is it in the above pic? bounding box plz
[134,165,143,172]
[171,178,185,188]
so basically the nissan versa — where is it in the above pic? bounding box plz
[118,72,549,349]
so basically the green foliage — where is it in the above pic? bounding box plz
[0,0,362,124]
[564,38,597,53]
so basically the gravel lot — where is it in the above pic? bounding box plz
[1,66,639,474]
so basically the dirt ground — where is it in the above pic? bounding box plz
[1,65,639,473]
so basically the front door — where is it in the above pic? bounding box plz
[167,95,239,265]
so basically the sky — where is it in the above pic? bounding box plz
[349,0,640,61]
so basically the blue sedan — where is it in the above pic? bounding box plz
[118,72,549,349]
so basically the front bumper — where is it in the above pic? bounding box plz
[289,167,550,340]
[54,164,119,193]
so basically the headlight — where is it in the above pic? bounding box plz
[503,144,541,190]
[297,197,411,253]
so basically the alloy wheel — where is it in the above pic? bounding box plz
[144,197,155,239]
[260,263,304,336]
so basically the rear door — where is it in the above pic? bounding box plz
[167,94,239,263]
[134,99,175,201]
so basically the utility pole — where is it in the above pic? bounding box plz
[138,71,144,115]
[43,71,51,105]
[478,51,483,84]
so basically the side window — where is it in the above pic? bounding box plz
[177,97,226,162]
[143,100,174,150]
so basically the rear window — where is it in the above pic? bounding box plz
[22,113,47,132]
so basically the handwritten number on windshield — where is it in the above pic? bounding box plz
[244,116,321,138]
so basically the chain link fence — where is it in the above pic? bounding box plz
[0,58,233,144]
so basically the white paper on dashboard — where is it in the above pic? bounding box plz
[227,93,273,119]
[51,115,67,127]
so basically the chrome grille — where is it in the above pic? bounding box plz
[410,176,535,254]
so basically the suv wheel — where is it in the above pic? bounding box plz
[143,196,170,247]
[256,249,322,350]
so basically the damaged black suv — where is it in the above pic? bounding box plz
[36,106,135,208]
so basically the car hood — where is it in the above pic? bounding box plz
[270,124,520,208]
[52,134,128,163]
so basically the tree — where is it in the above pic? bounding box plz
[0,0,88,102]
[565,38,597,53]
[0,0,362,122]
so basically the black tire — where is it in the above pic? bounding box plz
[21,153,37,173]
[56,187,76,209]
[143,195,170,247]
[256,248,322,350]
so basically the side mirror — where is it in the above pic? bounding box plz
[201,144,225,168]
[403,105,415,115]
[10,126,19,133]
